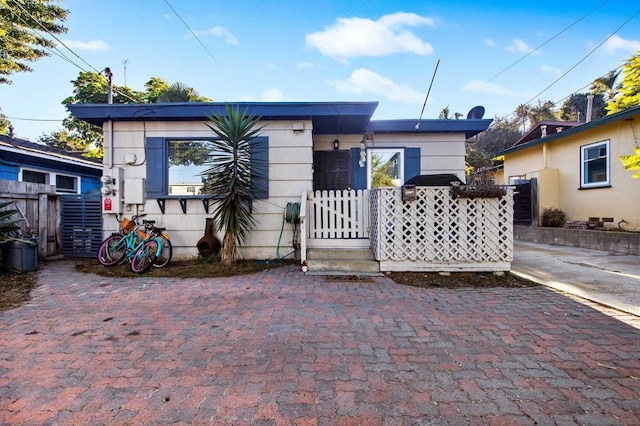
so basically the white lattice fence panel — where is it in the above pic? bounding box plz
[308,189,369,239]
[372,187,513,266]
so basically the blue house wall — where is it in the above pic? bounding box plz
[0,136,102,194]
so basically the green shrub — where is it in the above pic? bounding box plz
[542,207,566,227]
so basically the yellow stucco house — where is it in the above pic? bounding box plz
[499,105,640,230]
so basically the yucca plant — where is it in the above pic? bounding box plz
[201,105,265,264]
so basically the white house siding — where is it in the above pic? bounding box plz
[103,119,314,260]
[371,133,467,180]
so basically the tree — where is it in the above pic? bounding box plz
[619,148,640,178]
[607,50,640,114]
[591,70,621,102]
[201,105,265,264]
[0,109,10,134]
[438,106,451,119]
[559,93,606,121]
[40,71,210,158]
[157,82,211,102]
[0,0,68,84]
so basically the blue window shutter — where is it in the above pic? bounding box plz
[404,147,420,183]
[250,136,269,199]
[146,137,166,198]
[351,147,367,190]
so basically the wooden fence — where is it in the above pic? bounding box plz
[0,179,61,259]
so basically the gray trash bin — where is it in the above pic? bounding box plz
[1,238,38,272]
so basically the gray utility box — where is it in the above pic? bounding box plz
[1,238,38,272]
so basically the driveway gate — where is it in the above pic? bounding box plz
[61,194,102,257]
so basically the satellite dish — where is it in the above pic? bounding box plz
[466,105,485,119]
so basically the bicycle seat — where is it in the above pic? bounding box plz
[143,220,156,225]
[154,227,166,232]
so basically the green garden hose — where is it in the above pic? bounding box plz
[276,202,300,259]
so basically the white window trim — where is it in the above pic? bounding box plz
[580,140,610,188]
[19,167,82,194]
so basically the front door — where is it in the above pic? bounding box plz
[313,150,351,191]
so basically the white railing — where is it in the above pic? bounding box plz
[370,187,514,272]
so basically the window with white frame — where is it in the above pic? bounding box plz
[367,148,404,188]
[580,140,610,188]
[20,168,80,194]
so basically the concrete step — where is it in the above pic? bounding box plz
[305,258,380,274]
[307,248,375,261]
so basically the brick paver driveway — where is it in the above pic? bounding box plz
[1,261,639,425]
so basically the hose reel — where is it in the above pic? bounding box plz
[277,202,301,259]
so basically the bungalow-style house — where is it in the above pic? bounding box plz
[0,133,102,194]
[0,132,103,259]
[499,105,640,229]
[68,101,515,271]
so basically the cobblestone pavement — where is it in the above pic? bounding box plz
[1,261,639,425]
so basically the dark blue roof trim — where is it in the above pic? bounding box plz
[67,101,379,135]
[369,119,492,139]
[499,105,640,156]
[67,101,493,137]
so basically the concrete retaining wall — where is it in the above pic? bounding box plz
[514,225,640,256]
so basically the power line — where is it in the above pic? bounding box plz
[5,116,65,122]
[10,1,142,104]
[163,0,218,64]
[484,0,612,85]
[522,7,640,107]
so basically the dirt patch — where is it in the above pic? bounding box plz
[386,271,539,289]
[0,271,37,311]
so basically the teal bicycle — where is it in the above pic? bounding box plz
[97,214,171,273]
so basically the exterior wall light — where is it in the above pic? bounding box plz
[333,139,340,150]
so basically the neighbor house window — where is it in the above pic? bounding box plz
[20,168,80,194]
[581,140,610,188]
[368,149,404,189]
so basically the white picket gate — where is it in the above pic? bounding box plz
[304,189,370,248]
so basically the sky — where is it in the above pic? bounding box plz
[2,0,640,141]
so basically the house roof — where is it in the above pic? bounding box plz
[67,101,492,137]
[510,121,581,148]
[369,119,492,139]
[0,134,102,169]
[499,105,640,156]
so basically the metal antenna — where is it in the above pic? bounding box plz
[123,59,128,86]
[416,59,440,129]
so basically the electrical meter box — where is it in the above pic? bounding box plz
[124,178,146,205]
[101,167,124,214]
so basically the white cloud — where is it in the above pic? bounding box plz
[484,38,496,47]
[261,89,286,101]
[193,26,239,45]
[540,65,562,76]
[328,68,423,104]
[463,79,521,97]
[306,12,434,60]
[61,40,108,51]
[238,89,289,102]
[505,38,539,55]
[602,34,640,55]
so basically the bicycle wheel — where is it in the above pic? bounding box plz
[152,235,172,268]
[97,235,127,266]
[130,240,159,273]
